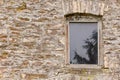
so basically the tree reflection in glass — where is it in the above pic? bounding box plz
[69,22,98,64]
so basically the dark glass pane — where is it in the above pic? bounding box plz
[69,22,98,64]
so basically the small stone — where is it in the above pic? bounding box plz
[16,2,27,11]
[0,51,9,58]
[32,17,49,22]
[47,30,52,34]
[0,74,3,78]
[0,0,3,5]
[55,47,64,51]
[21,74,26,79]
[59,37,65,45]
[18,17,30,21]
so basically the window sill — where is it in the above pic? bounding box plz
[67,64,102,69]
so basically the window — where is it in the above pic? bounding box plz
[69,22,98,64]
[65,14,103,69]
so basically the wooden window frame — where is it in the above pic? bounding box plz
[65,15,103,69]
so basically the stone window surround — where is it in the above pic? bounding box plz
[65,13,104,69]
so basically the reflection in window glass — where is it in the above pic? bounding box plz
[69,22,98,64]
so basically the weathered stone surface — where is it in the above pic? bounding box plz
[0,0,120,80]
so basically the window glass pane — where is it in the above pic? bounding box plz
[69,22,98,64]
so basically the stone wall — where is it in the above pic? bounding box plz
[0,0,120,80]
